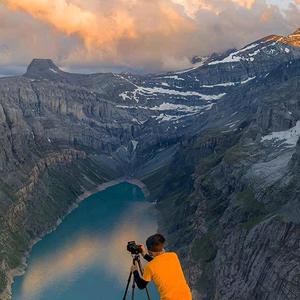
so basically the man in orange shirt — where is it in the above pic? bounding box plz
[131,233,192,300]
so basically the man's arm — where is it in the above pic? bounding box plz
[133,271,149,289]
[143,254,153,262]
[140,245,153,262]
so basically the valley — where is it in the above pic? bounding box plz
[0,29,300,300]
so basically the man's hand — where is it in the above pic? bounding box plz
[131,261,138,273]
[140,244,148,256]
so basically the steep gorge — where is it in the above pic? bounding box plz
[0,29,300,299]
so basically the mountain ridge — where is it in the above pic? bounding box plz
[0,28,299,300]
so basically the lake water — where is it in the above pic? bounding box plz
[12,182,159,300]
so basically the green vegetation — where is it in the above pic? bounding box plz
[240,215,268,230]
[6,231,28,269]
[35,155,121,226]
[198,153,223,176]
[142,164,171,200]
[235,189,266,212]
[235,188,269,230]
[191,234,217,263]
[1,154,121,282]
[195,262,215,297]
[224,144,249,165]
[0,179,17,202]
[0,270,7,293]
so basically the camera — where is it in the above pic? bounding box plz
[127,241,142,255]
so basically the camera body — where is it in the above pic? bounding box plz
[127,241,142,255]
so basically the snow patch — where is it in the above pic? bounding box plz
[201,82,236,88]
[209,43,259,65]
[261,121,300,148]
[153,113,191,123]
[148,102,214,113]
[119,92,131,101]
[226,120,240,128]
[160,75,185,81]
[120,86,225,102]
[201,77,255,88]
[241,76,256,84]
[131,140,138,151]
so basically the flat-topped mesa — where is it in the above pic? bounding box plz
[24,58,63,79]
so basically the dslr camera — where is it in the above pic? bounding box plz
[127,241,143,255]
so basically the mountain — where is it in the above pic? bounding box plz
[0,29,300,299]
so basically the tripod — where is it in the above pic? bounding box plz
[122,254,151,300]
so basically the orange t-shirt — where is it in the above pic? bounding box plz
[142,252,192,300]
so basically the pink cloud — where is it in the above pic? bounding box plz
[0,0,299,72]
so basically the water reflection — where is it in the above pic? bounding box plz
[14,185,158,300]
[21,236,101,299]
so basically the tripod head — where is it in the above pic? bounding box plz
[131,253,141,262]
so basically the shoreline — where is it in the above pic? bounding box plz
[4,177,149,300]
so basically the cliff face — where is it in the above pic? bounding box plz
[154,60,300,299]
[0,30,300,299]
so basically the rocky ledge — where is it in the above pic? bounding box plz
[0,29,300,299]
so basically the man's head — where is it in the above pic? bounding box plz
[146,233,166,256]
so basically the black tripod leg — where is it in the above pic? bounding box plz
[145,287,151,300]
[131,277,135,300]
[136,258,151,300]
[122,271,133,300]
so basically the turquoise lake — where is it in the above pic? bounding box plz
[12,182,159,300]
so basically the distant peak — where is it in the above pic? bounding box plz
[291,28,300,36]
[261,28,300,48]
[25,59,62,78]
[285,28,300,47]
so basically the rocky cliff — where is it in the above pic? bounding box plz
[0,29,300,299]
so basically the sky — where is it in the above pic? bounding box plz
[0,0,299,75]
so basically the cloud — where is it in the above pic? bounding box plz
[232,0,256,9]
[170,0,256,17]
[0,0,299,73]
[4,0,137,48]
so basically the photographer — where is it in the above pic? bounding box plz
[131,233,192,300]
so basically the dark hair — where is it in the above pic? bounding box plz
[146,233,166,252]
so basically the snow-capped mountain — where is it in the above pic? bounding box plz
[0,28,300,300]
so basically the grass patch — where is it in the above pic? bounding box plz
[194,262,215,298]
[235,189,266,211]
[0,270,7,292]
[224,145,249,165]
[235,188,269,230]
[191,234,217,263]
[0,179,17,202]
[198,153,223,176]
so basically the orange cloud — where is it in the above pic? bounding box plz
[3,0,137,49]
[170,0,220,17]
[3,0,195,53]
[232,0,256,9]
[0,0,298,72]
[170,0,256,17]
[2,0,257,49]
[2,0,197,69]
[260,10,271,23]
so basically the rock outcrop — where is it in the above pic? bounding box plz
[0,29,299,299]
